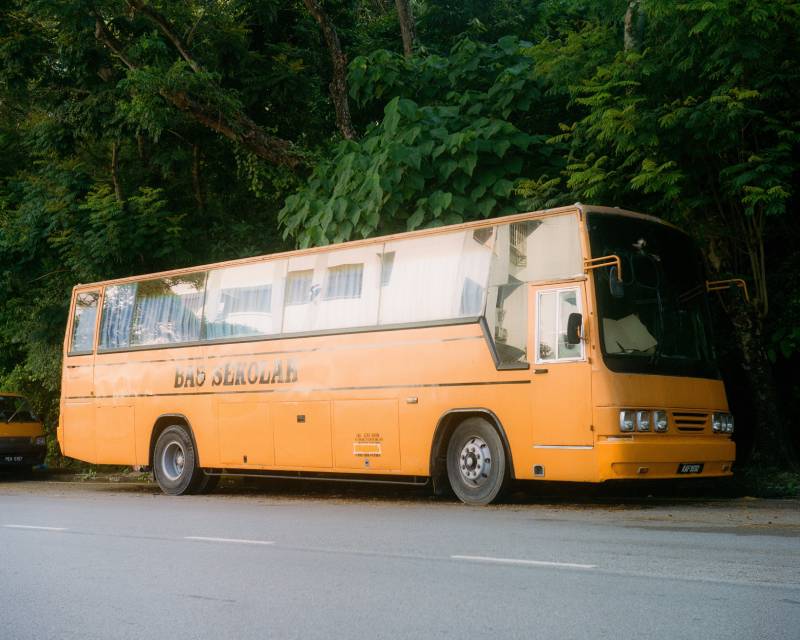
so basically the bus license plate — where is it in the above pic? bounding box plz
[3,456,24,463]
[677,463,703,474]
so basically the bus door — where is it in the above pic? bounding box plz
[61,290,100,462]
[529,283,593,447]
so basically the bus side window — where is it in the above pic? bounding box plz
[537,287,583,363]
[70,292,100,355]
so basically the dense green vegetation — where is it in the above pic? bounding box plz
[0,0,797,470]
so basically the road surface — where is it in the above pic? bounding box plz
[1,476,798,639]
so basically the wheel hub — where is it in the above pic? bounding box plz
[459,436,491,485]
[162,441,186,482]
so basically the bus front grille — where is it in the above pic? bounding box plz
[672,412,709,432]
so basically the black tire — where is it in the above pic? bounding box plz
[446,417,508,505]
[153,425,202,495]
[191,471,220,495]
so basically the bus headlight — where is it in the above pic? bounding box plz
[33,436,46,447]
[619,410,635,432]
[712,413,734,434]
[636,410,651,431]
[725,414,735,434]
[653,411,668,432]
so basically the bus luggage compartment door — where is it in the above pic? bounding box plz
[218,399,273,466]
[273,401,333,468]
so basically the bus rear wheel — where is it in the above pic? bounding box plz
[153,425,201,496]
[446,417,508,505]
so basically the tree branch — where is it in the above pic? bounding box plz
[127,0,201,73]
[93,12,304,168]
[302,0,357,140]
[94,15,135,70]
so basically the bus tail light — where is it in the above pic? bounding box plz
[653,410,668,432]
[619,410,635,432]
[635,410,651,431]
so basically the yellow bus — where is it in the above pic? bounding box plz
[58,204,735,504]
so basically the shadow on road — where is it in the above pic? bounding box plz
[0,467,759,509]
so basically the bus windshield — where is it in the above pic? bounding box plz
[587,213,718,379]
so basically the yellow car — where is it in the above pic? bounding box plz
[0,394,46,470]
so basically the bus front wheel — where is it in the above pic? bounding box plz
[446,418,508,505]
[153,425,202,496]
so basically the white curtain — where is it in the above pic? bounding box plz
[99,284,136,349]
[131,277,204,346]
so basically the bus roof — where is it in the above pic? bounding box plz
[72,204,674,291]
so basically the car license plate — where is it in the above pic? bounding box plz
[677,463,703,474]
[3,456,24,463]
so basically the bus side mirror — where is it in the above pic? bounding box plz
[566,313,583,345]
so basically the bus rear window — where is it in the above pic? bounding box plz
[69,291,99,354]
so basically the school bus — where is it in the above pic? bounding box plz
[58,204,735,504]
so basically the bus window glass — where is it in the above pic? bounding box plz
[537,291,557,361]
[316,246,382,331]
[460,278,484,315]
[484,224,529,365]
[99,284,136,350]
[130,274,206,346]
[536,287,583,362]
[324,264,363,299]
[380,231,491,325]
[69,292,99,354]
[380,252,395,286]
[558,289,582,359]
[512,214,582,282]
[285,269,314,306]
[282,253,327,333]
[204,261,285,339]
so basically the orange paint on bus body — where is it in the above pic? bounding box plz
[58,205,735,500]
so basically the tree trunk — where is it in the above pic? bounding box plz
[302,0,357,140]
[111,141,124,203]
[728,295,798,469]
[624,1,645,52]
[395,0,417,58]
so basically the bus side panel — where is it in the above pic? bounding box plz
[332,399,400,470]
[61,357,96,463]
[61,401,97,464]
[95,402,135,464]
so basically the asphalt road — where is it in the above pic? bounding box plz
[1,476,798,640]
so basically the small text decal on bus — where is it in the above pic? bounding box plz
[173,360,298,388]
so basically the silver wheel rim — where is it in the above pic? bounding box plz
[162,440,186,482]
[458,436,492,486]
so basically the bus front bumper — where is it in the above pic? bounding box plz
[596,437,735,480]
